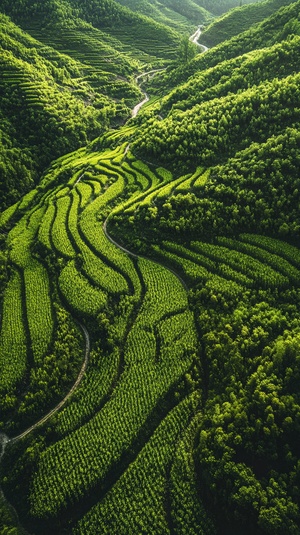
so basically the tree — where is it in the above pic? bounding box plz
[178,37,197,65]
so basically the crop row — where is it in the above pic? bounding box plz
[76,182,94,210]
[29,259,197,518]
[26,27,118,75]
[78,170,142,295]
[0,270,27,393]
[24,259,53,362]
[54,348,120,437]
[85,180,102,197]
[0,201,19,230]
[120,162,149,191]
[8,212,41,268]
[216,237,300,286]
[81,219,141,298]
[155,173,193,200]
[68,190,128,294]
[170,410,214,534]
[239,233,300,270]
[17,188,39,212]
[162,242,216,272]
[131,160,162,189]
[153,244,244,300]
[51,196,75,259]
[59,261,107,317]
[173,173,193,193]
[126,174,174,214]
[38,203,56,251]
[80,171,124,219]
[152,244,210,283]
[191,241,290,289]
[107,159,170,217]
[6,206,54,363]
[74,394,198,534]
[137,258,188,324]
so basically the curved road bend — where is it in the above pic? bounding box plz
[8,322,90,444]
[189,26,209,52]
[5,27,205,444]
[132,68,166,118]
[103,218,188,291]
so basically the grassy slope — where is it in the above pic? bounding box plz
[0,0,182,61]
[110,0,300,243]
[0,0,184,212]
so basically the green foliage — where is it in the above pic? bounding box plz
[26,259,196,521]
[1,0,182,61]
[177,35,198,64]
[59,261,107,316]
[0,270,27,397]
[51,196,75,258]
[115,0,213,32]
[148,237,300,533]
[1,1,300,533]
[74,393,204,534]
[132,73,300,171]
[149,0,300,92]
[159,36,300,114]
[200,0,296,47]
[198,0,262,15]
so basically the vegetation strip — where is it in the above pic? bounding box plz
[8,323,90,444]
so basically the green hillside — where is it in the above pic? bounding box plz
[1,0,182,60]
[1,0,300,534]
[115,0,213,31]
[200,0,296,46]
[149,0,300,91]
[196,0,263,15]
[0,12,145,211]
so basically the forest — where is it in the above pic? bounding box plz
[0,0,300,533]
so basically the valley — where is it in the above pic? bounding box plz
[1,0,300,534]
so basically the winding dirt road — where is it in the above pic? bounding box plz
[8,322,90,444]
[103,218,188,291]
[132,68,165,118]
[2,24,203,445]
[189,26,209,52]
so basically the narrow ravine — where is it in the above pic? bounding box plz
[132,27,207,118]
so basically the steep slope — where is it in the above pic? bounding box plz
[132,68,300,172]
[195,0,263,15]
[113,0,264,32]
[115,0,213,31]
[0,0,181,62]
[148,0,300,90]
[1,1,300,535]
[158,36,300,114]
[111,27,300,243]
[200,0,296,46]
[0,13,142,211]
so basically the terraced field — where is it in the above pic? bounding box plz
[1,132,300,534]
